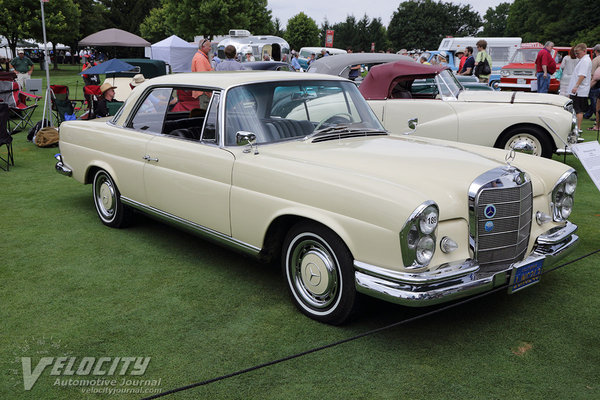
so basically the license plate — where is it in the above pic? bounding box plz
[508,258,543,294]
[517,78,526,85]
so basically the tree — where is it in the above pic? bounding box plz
[318,19,330,49]
[139,6,173,43]
[0,0,36,59]
[481,2,511,37]
[284,12,319,50]
[99,0,161,36]
[505,0,600,44]
[140,0,273,41]
[30,0,81,70]
[388,0,481,50]
[272,17,285,37]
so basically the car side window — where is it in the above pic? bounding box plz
[160,87,215,142]
[129,87,172,132]
[201,92,220,143]
[128,88,171,133]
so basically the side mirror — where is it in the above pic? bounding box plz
[405,117,418,134]
[236,131,258,154]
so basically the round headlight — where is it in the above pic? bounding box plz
[416,236,435,265]
[500,70,509,77]
[565,173,577,195]
[419,206,438,234]
[560,196,573,219]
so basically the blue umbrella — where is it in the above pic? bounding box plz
[79,59,136,75]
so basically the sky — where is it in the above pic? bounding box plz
[268,0,512,28]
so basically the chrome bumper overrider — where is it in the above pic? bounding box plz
[355,222,578,306]
[54,154,72,177]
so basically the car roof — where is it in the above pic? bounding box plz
[241,61,290,70]
[137,71,346,90]
[359,60,447,100]
[306,53,415,75]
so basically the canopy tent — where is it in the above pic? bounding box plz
[78,28,150,47]
[150,35,197,73]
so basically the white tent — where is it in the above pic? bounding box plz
[151,35,197,73]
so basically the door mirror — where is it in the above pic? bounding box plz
[236,131,258,154]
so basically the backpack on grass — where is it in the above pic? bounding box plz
[27,119,50,142]
[34,127,59,147]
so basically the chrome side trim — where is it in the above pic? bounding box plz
[120,197,261,257]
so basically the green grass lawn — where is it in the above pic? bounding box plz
[1,66,599,399]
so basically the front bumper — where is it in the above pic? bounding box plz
[355,222,578,306]
[54,154,72,177]
[498,83,532,91]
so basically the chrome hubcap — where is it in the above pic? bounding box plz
[95,174,116,220]
[290,238,339,310]
[506,134,541,156]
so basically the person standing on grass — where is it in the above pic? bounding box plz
[215,45,243,71]
[191,39,214,110]
[459,47,475,76]
[568,43,592,133]
[474,39,492,83]
[535,41,556,94]
[584,44,600,121]
[9,51,34,90]
[559,47,578,97]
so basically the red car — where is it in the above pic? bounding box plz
[499,43,593,93]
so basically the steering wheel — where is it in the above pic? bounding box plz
[315,112,353,130]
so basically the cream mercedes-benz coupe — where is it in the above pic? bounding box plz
[56,72,578,324]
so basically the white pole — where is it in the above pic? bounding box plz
[40,0,54,127]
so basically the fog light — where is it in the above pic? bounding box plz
[440,237,458,253]
[416,236,435,264]
[536,211,552,225]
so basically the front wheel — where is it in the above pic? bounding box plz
[92,169,132,228]
[497,127,553,158]
[282,221,356,325]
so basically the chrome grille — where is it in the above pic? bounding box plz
[512,70,534,76]
[469,167,533,269]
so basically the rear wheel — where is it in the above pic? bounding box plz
[282,221,356,325]
[497,127,553,158]
[92,169,132,228]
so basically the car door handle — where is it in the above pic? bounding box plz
[143,155,159,162]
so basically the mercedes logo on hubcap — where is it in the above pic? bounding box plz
[306,263,321,286]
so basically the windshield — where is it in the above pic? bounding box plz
[435,69,462,99]
[510,48,541,63]
[224,80,384,145]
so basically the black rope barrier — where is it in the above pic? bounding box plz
[142,248,600,400]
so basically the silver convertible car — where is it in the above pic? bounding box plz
[56,72,579,324]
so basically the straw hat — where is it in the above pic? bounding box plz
[130,74,146,87]
[100,82,117,94]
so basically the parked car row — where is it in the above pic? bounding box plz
[56,71,580,324]
[499,43,595,93]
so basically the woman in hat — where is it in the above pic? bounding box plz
[95,82,117,118]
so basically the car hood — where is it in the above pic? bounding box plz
[246,135,531,220]
[457,90,568,107]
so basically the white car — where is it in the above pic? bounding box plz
[56,72,579,324]
[360,60,579,158]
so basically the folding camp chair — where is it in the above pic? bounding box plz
[50,85,84,124]
[0,103,14,171]
[0,71,17,82]
[0,80,41,133]
[82,85,101,120]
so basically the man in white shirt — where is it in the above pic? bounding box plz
[568,43,593,132]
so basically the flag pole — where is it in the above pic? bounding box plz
[40,0,54,127]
